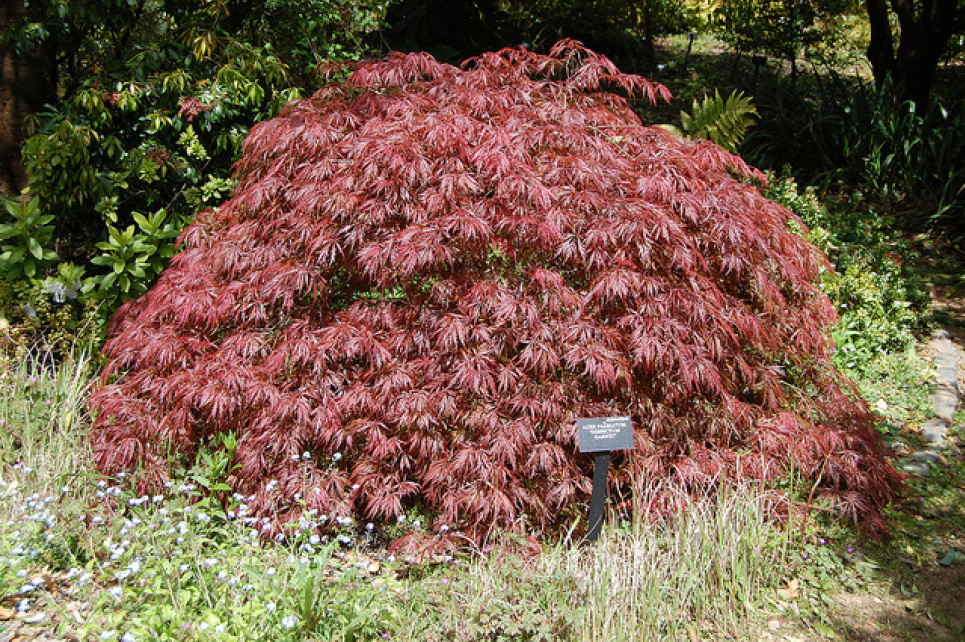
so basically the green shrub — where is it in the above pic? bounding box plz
[0,197,57,281]
[765,172,931,372]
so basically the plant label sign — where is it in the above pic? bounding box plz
[577,416,634,453]
[577,416,633,542]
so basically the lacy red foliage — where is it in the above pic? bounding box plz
[90,40,903,543]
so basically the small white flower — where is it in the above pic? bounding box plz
[266,567,277,576]
[332,452,342,461]
[99,631,118,640]
[121,633,137,642]
[281,615,298,629]
[266,601,276,612]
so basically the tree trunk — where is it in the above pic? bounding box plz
[0,0,57,195]
[639,0,655,67]
[865,0,964,103]
[893,27,946,103]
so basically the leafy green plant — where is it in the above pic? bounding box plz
[670,89,759,152]
[289,548,399,640]
[88,211,181,307]
[712,0,855,83]
[746,75,965,240]
[0,197,57,281]
[0,264,103,363]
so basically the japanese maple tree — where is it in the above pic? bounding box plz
[90,40,903,544]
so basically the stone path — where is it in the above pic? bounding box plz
[899,328,962,477]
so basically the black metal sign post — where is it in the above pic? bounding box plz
[577,416,634,543]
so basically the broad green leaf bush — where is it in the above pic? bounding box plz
[0,197,57,281]
[0,1,390,359]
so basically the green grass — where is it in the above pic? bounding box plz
[0,342,809,641]
[2,335,955,641]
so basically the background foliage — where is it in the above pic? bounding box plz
[0,0,390,352]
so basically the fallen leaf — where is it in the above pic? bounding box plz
[777,578,799,599]
[938,549,965,566]
[0,605,14,620]
[899,582,919,597]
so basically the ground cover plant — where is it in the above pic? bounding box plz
[89,40,902,547]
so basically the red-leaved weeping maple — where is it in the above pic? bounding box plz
[90,40,903,545]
